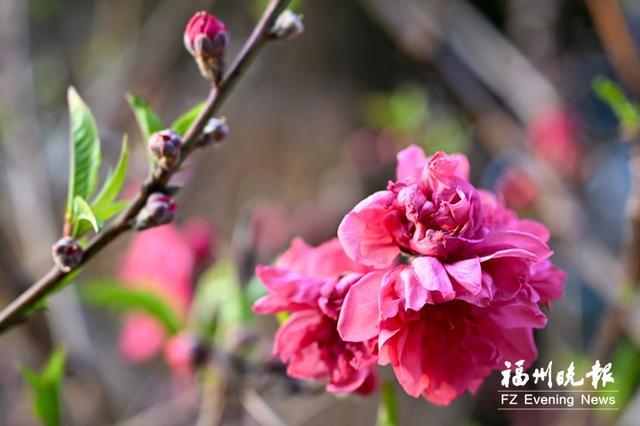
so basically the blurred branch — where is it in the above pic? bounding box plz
[357,0,640,349]
[591,142,640,360]
[0,0,293,331]
[0,0,100,365]
[584,0,640,97]
[242,388,287,426]
[430,0,560,122]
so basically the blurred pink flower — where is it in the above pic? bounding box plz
[253,238,384,395]
[343,128,395,176]
[118,220,215,363]
[528,106,582,179]
[249,202,291,259]
[336,145,564,405]
[496,166,538,209]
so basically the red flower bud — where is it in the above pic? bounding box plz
[134,193,177,230]
[149,130,182,170]
[52,237,82,272]
[183,11,228,82]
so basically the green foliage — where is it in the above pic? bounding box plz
[65,88,129,237]
[91,136,129,222]
[66,87,101,218]
[194,258,251,341]
[593,77,640,134]
[81,282,183,334]
[606,339,640,411]
[377,380,399,426]
[171,102,206,136]
[126,93,165,141]
[21,347,66,426]
[362,85,469,154]
[252,0,305,19]
[71,196,101,237]
[363,86,428,135]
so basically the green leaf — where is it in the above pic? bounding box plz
[126,93,165,140]
[377,380,399,426]
[171,102,206,136]
[81,282,182,334]
[252,0,305,19]
[593,77,640,133]
[93,200,128,222]
[91,136,129,221]
[21,347,66,426]
[71,196,101,237]
[388,86,428,133]
[66,87,101,217]
[193,258,248,341]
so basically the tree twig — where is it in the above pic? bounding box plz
[0,0,293,333]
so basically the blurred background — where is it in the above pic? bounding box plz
[1,0,640,424]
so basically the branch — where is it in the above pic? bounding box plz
[0,0,293,333]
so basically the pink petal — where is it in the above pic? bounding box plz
[411,256,455,299]
[480,230,552,262]
[396,145,428,183]
[338,191,399,268]
[119,314,166,362]
[444,257,482,295]
[337,271,384,342]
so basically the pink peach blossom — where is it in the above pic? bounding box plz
[253,238,382,395]
[496,166,538,209]
[338,148,484,268]
[336,145,564,405]
[118,220,215,363]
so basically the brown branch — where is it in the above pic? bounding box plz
[584,0,640,98]
[0,0,293,333]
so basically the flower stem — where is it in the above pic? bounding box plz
[377,380,399,426]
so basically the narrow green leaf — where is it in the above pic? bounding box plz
[66,87,101,217]
[41,348,66,387]
[193,258,247,341]
[91,136,129,221]
[377,380,399,426]
[171,102,206,136]
[126,93,165,141]
[94,200,128,222]
[72,196,101,237]
[21,347,66,426]
[81,282,182,334]
[593,77,640,132]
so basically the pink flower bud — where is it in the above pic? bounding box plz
[149,130,182,170]
[134,193,177,230]
[164,334,210,375]
[183,11,228,82]
[52,237,82,272]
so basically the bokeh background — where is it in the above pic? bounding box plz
[1,0,639,425]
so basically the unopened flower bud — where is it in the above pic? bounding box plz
[201,117,229,146]
[134,193,177,230]
[164,334,211,374]
[52,237,82,272]
[271,10,304,41]
[149,130,182,170]
[184,11,229,82]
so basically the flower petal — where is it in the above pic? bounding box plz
[337,271,384,342]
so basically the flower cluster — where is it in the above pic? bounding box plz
[254,238,380,395]
[254,145,565,405]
